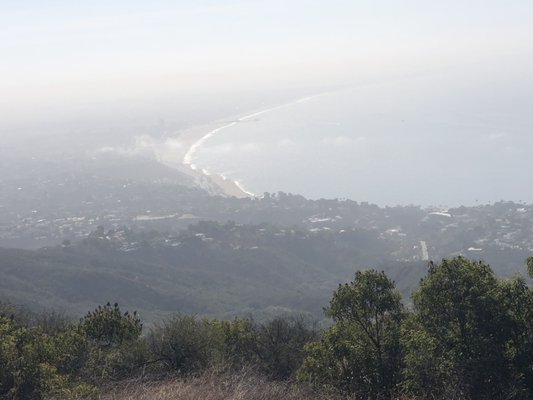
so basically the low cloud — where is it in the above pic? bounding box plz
[96,135,185,161]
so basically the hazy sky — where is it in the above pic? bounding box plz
[2,0,532,117]
[1,1,533,205]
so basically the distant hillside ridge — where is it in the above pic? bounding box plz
[1,220,530,322]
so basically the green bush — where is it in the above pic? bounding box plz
[77,303,146,382]
[211,317,257,368]
[2,256,532,399]
[79,303,142,348]
[148,315,224,373]
[0,316,96,400]
[254,316,318,380]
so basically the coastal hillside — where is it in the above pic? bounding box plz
[2,152,531,321]
[0,223,427,321]
[1,218,530,322]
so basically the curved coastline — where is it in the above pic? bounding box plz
[184,94,323,165]
[161,94,324,198]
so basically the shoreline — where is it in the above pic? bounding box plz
[158,119,254,198]
[160,94,324,198]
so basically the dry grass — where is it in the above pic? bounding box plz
[99,369,352,400]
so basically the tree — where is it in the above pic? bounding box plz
[527,256,533,278]
[403,257,522,399]
[498,277,533,397]
[298,270,403,398]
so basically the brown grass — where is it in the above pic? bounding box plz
[99,369,352,400]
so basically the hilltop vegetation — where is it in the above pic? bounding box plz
[1,257,532,399]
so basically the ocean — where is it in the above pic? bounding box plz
[184,63,533,207]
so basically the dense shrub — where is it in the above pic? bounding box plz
[146,314,318,379]
[254,316,318,379]
[79,303,142,348]
[148,315,225,373]
[0,316,96,400]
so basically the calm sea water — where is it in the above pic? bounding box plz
[189,64,533,206]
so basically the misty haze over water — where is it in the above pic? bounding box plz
[4,60,532,207]
[2,0,533,207]
[187,60,533,206]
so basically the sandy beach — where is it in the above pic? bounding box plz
[159,118,254,198]
[159,95,324,199]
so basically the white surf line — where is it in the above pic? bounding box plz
[183,121,238,166]
[233,179,256,197]
[216,171,256,197]
[181,93,326,197]
[182,94,323,166]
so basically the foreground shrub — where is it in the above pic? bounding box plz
[148,315,224,373]
[0,316,96,400]
[77,303,146,383]
[212,317,257,367]
[2,256,532,399]
[254,316,318,379]
[79,303,142,348]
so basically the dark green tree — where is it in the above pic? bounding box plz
[498,276,533,397]
[403,257,523,399]
[298,270,403,398]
